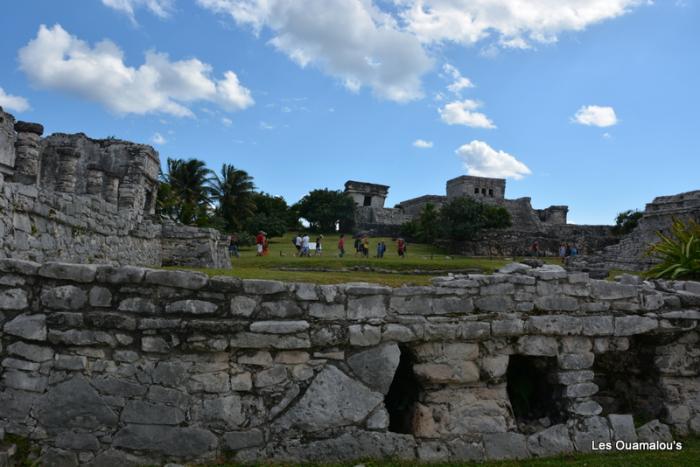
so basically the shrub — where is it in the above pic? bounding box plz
[612,209,644,236]
[645,218,700,280]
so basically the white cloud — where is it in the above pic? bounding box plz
[197,0,432,102]
[573,105,618,127]
[18,24,254,117]
[442,63,473,95]
[413,139,433,148]
[102,0,174,22]
[151,132,167,145]
[0,87,30,113]
[398,0,647,49]
[259,121,274,130]
[456,140,531,180]
[221,117,233,126]
[439,99,495,129]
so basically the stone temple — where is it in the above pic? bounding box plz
[0,107,229,269]
[347,175,614,256]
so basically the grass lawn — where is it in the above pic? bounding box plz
[180,233,560,286]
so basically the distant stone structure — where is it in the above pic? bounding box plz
[0,259,698,464]
[0,106,229,269]
[569,190,700,275]
[346,175,614,256]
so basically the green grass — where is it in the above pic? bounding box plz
[198,437,700,466]
[181,233,559,286]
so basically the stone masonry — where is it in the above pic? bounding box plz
[1,258,698,464]
[0,106,229,269]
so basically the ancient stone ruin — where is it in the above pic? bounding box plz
[346,176,617,256]
[1,258,699,464]
[0,106,229,269]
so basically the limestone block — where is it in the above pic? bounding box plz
[347,343,400,394]
[242,279,287,295]
[2,370,48,392]
[274,351,310,364]
[294,283,318,300]
[449,438,485,461]
[498,263,531,274]
[413,362,479,384]
[122,401,186,425]
[557,370,594,385]
[3,313,47,341]
[41,286,87,310]
[188,372,231,393]
[516,336,558,356]
[571,416,611,452]
[259,300,303,318]
[238,351,273,366]
[223,429,264,451]
[526,316,582,335]
[527,424,574,457]
[88,286,112,307]
[591,281,637,300]
[492,319,524,336]
[382,323,415,342]
[230,296,257,317]
[564,382,599,398]
[482,432,529,460]
[614,316,658,336]
[474,296,514,312]
[273,365,383,432]
[144,270,208,290]
[636,420,673,442]
[166,299,218,315]
[348,295,387,320]
[348,325,381,347]
[55,431,100,451]
[112,425,218,458]
[96,265,147,284]
[608,414,637,443]
[7,341,54,362]
[197,395,245,427]
[558,352,595,370]
[2,358,40,371]
[254,365,288,388]
[230,373,253,391]
[36,376,119,430]
[534,296,579,312]
[39,262,97,283]
[231,332,311,350]
[309,302,345,320]
[0,288,28,310]
[54,354,88,370]
[49,329,116,347]
[568,400,603,416]
[528,265,567,280]
[0,258,40,275]
[418,441,449,461]
[481,355,509,379]
[142,336,170,353]
[366,407,389,430]
[581,316,614,336]
[342,283,391,295]
[560,337,592,353]
[461,322,490,339]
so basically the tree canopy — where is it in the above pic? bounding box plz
[293,189,356,233]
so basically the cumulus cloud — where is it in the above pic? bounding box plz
[456,140,531,179]
[151,132,167,145]
[196,0,432,102]
[413,139,433,148]
[0,87,30,113]
[573,105,618,127]
[439,99,495,129]
[443,63,473,95]
[102,0,174,22]
[18,24,254,117]
[397,0,647,49]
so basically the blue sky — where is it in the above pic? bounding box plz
[1,0,698,225]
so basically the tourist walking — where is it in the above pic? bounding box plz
[354,237,361,256]
[255,231,265,256]
[294,234,302,256]
[301,233,310,257]
[338,234,346,257]
[315,235,323,256]
[228,233,240,258]
[559,243,566,262]
[262,233,269,256]
[530,240,540,257]
[397,238,406,258]
[362,236,370,258]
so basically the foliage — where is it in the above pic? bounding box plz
[157,158,214,225]
[438,196,511,241]
[645,218,700,280]
[400,219,419,240]
[612,209,643,236]
[210,164,256,232]
[416,203,440,243]
[293,189,356,233]
[244,192,295,237]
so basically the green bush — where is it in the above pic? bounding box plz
[645,218,700,280]
[612,209,644,236]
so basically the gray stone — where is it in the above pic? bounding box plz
[450,438,485,461]
[0,288,28,310]
[250,320,309,334]
[230,296,257,317]
[36,376,118,430]
[636,420,673,442]
[142,336,170,353]
[41,286,87,310]
[614,316,658,336]
[534,296,579,312]
[122,400,185,425]
[527,316,582,335]
[223,429,264,451]
[591,280,637,300]
[492,319,524,336]
[96,265,147,284]
[54,354,88,370]
[572,416,611,452]
[367,407,390,430]
[527,424,574,457]
[608,414,637,443]
[2,357,40,371]
[242,279,286,295]
[529,265,567,280]
[166,299,218,315]
[348,295,386,319]
[557,370,594,385]
[569,400,603,416]
[0,258,40,275]
[413,362,479,383]
[274,365,383,432]
[198,395,245,427]
[498,262,531,274]
[309,302,346,320]
[88,286,112,307]
[564,382,599,398]
[55,432,100,451]
[483,432,529,460]
[475,296,513,312]
[418,441,449,460]
[48,329,116,347]
[294,283,318,300]
[231,332,310,349]
[259,300,303,318]
[144,270,208,290]
[118,297,156,313]
[39,262,97,283]
[461,322,490,339]
[558,352,595,370]
[582,316,614,336]
[481,355,509,379]
[382,323,415,342]
[8,341,54,361]
[347,343,400,394]
[349,324,381,346]
[40,447,79,467]
[2,370,48,392]
[517,336,558,356]
[93,376,148,397]
[113,425,218,458]
[3,313,47,341]
[254,365,288,388]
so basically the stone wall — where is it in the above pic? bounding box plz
[161,222,231,269]
[1,258,698,465]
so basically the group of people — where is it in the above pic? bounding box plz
[292,233,325,257]
[528,240,579,261]
[351,235,406,258]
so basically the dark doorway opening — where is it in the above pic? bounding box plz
[363,195,372,207]
[507,355,565,431]
[593,335,666,423]
[385,345,422,434]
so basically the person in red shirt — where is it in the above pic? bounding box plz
[338,234,345,257]
[255,231,265,256]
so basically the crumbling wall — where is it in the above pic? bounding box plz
[0,259,698,465]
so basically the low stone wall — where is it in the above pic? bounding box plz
[1,259,699,465]
[161,222,230,270]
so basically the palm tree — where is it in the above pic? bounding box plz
[211,164,256,231]
[161,158,214,225]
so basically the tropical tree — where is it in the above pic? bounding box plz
[159,158,213,225]
[293,189,356,233]
[210,164,256,231]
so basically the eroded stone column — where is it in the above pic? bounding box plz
[86,168,104,196]
[13,121,44,185]
[104,174,120,204]
[56,146,80,193]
